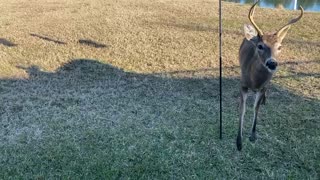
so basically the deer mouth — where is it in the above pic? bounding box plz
[265,59,278,72]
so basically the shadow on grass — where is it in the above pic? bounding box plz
[78,39,108,48]
[146,21,215,32]
[284,38,320,47]
[224,29,320,48]
[0,38,17,47]
[30,33,67,45]
[155,59,320,79]
[0,59,319,178]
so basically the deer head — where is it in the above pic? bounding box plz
[243,1,304,72]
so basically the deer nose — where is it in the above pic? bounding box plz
[266,59,278,70]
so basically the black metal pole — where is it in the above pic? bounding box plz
[219,0,222,139]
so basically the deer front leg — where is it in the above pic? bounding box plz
[249,88,267,142]
[236,87,248,151]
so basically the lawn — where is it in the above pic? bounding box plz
[0,0,319,179]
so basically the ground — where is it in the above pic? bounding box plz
[0,0,319,179]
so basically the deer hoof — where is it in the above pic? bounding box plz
[249,133,257,142]
[236,135,242,151]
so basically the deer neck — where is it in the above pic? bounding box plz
[249,54,273,90]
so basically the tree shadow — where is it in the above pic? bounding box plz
[154,59,320,79]
[278,59,320,66]
[145,21,215,32]
[78,39,108,48]
[224,29,320,48]
[0,59,319,178]
[0,38,17,47]
[30,33,67,45]
[284,38,320,47]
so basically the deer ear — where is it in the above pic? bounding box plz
[244,24,257,40]
[276,25,291,43]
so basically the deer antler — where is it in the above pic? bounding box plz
[248,0,263,37]
[276,6,304,36]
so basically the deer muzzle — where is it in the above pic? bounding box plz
[265,59,278,71]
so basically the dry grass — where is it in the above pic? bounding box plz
[0,0,319,179]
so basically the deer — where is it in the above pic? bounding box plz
[236,1,304,151]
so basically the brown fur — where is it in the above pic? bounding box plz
[236,1,303,151]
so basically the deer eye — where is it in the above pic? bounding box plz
[278,46,282,51]
[257,44,264,50]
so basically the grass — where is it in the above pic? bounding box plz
[0,0,319,179]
